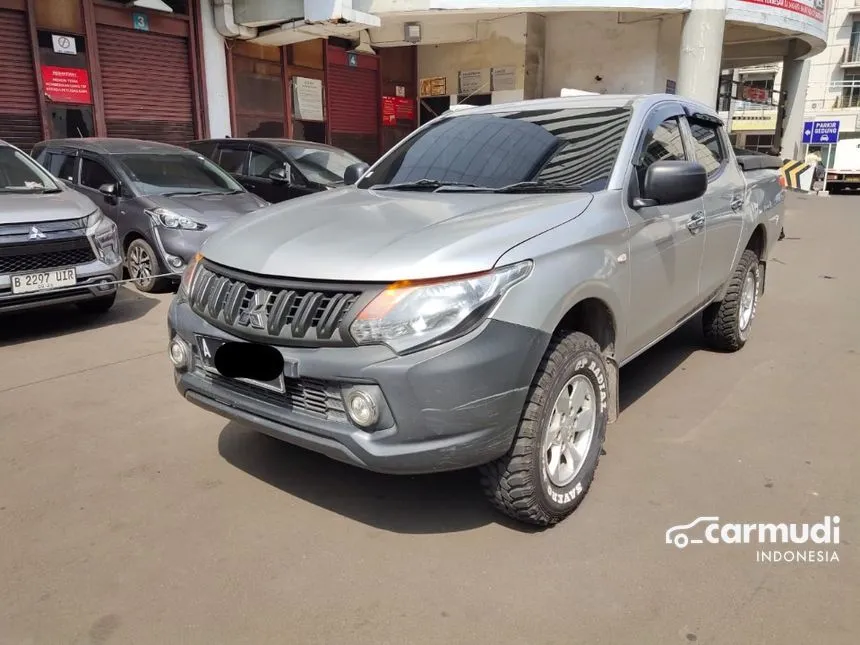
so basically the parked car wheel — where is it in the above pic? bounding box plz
[703,248,760,352]
[479,331,608,526]
[76,293,117,315]
[126,238,170,293]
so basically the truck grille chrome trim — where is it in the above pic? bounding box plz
[189,263,362,346]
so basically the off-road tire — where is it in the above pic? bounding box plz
[702,248,760,352]
[126,238,170,294]
[479,331,609,527]
[76,293,116,314]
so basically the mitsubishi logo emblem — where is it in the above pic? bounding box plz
[28,226,47,240]
[240,289,271,329]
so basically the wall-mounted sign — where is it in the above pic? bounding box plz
[739,0,823,23]
[395,85,406,98]
[419,76,447,97]
[347,53,358,67]
[491,66,517,92]
[51,35,76,55]
[741,85,769,102]
[132,12,149,31]
[665,79,676,94]
[382,97,415,126]
[459,68,490,95]
[293,77,324,122]
[41,66,92,104]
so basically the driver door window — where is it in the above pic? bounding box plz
[637,117,687,179]
[80,158,117,190]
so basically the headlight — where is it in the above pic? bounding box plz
[349,260,532,353]
[86,209,120,264]
[178,252,202,299]
[146,207,206,231]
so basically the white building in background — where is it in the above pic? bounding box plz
[726,0,860,162]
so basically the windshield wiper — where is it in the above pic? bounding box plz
[161,190,227,197]
[373,179,480,192]
[491,181,583,194]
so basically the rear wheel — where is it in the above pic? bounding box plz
[703,249,760,352]
[479,331,609,526]
[126,238,170,293]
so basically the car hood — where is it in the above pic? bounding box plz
[144,191,268,225]
[0,188,98,223]
[200,187,594,282]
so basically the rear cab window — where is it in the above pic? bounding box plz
[357,105,632,192]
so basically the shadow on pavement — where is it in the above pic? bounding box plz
[217,422,544,535]
[0,286,161,347]
[619,316,703,412]
[218,317,706,534]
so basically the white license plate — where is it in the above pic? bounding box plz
[10,268,77,295]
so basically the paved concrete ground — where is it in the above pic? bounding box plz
[1,194,857,645]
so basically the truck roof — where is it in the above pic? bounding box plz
[446,93,720,120]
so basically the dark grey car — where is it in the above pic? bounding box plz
[31,138,269,293]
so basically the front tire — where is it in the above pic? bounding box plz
[703,248,760,352]
[479,331,609,527]
[126,238,170,294]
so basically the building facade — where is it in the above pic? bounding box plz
[0,0,209,152]
[0,0,831,162]
[724,1,860,163]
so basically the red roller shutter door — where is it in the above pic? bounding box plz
[326,46,379,163]
[97,25,194,146]
[0,10,41,151]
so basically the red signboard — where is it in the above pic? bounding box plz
[382,96,415,126]
[740,0,824,23]
[742,85,769,102]
[382,96,397,126]
[41,66,92,104]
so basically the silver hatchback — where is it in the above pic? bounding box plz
[0,140,122,315]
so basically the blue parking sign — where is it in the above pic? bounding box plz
[803,120,840,145]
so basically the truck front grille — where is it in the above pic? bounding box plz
[0,239,96,274]
[205,372,348,423]
[189,262,366,346]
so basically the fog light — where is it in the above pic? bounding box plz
[96,279,113,292]
[345,390,379,428]
[168,337,189,370]
[167,255,185,269]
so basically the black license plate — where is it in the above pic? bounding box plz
[195,335,286,393]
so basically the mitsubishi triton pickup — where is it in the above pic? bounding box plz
[167,94,785,526]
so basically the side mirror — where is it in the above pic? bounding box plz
[99,183,119,202]
[633,160,708,208]
[343,162,370,186]
[268,166,291,184]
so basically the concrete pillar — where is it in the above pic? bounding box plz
[524,14,546,100]
[676,0,727,107]
[777,56,811,161]
[199,0,233,137]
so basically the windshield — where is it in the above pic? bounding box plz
[357,106,632,192]
[0,147,61,193]
[116,153,244,196]
[277,144,361,185]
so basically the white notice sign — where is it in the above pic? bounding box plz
[459,69,490,95]
[52,34,77,55]
[491,66,517,92]
[293,77,324,122]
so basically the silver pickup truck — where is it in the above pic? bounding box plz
[167,94,784,526]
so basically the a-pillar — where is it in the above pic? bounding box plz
[676,0,727,107]
[777,54,811,161]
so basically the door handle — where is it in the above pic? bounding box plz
[687,211,705,234]
[730,197,745,211]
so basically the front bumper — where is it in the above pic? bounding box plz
[151,225,220,277]
[0,258,122,314]
[168,298,549,474]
